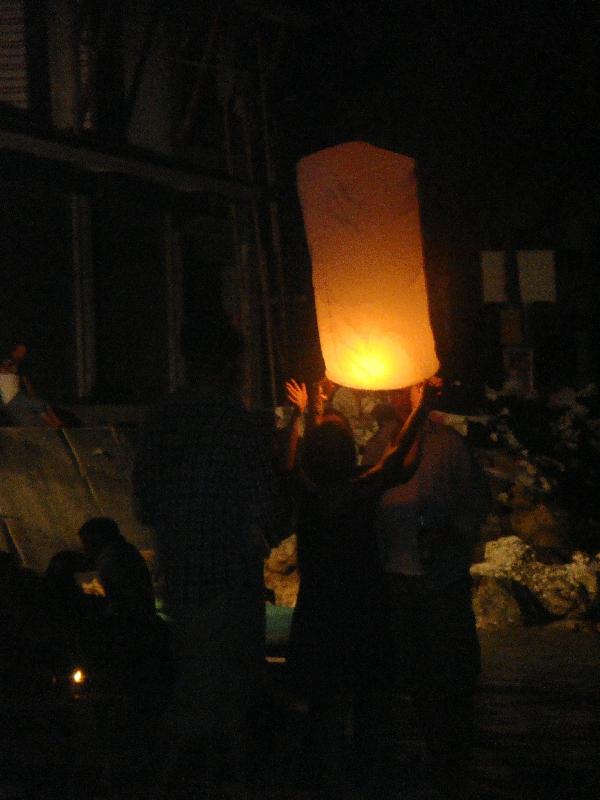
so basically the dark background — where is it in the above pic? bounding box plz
[1,0,598,403]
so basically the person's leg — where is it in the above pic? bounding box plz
[4,393,44,426]
[382,576,426,791]
[415,578,480,798]
[155,577,265,797]
[41,405,64,428]
[385,575,422,691]
[304,690,350,797]
[151,612,208,796]
[218,573,266,795]
[352,674,393,794]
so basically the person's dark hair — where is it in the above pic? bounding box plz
[372,403,396,426]
[320,407,353,435]
[301,420,356,487]
[78,517,121,554]
[180,315,244,378]
[44,550,90,599]
[45,549,90,595]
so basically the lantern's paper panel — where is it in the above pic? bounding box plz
[297,141,439,391]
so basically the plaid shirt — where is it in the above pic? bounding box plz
[133,386,283,612]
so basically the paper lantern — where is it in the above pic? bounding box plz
[297,141,439,391]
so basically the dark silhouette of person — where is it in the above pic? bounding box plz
[0,552,49,691]
[0,551,27,689]
[43,548,105,676]
[376,384,490,799]
[76,519,171,796]
[133,316,285,799]
[283,378,429,796]
[77,517,155,619]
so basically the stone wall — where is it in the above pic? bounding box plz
[0,426,155,573]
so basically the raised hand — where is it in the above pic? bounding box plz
[285,379,308,414]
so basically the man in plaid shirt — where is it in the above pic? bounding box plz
[133,319,283,798]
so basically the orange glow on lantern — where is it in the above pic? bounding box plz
[297,142,439,391]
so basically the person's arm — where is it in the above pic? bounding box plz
[360,393,430,492]
[21,373,36,398]
[240,412,293,550]
[310,376,336,427]
[282,379,308,473]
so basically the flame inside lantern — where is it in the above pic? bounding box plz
[297,142,439,391]
[71,668,85,685]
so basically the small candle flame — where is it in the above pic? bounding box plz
[71,668,85,685]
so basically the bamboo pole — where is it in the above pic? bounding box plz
[222,96,255,405]
[256,29,289,376]
[178,4,222,145]
[239,96,278,408]
[164,212,185,391]
[70,194,96,398]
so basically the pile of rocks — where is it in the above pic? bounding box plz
[264,534,299,607]
[472,535,600,628]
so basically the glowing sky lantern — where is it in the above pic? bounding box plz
[297,142,439,391]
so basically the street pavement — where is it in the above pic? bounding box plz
[254,622,600,799]
[1,623,598,798]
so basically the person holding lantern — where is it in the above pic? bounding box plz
[283,376,429,796]
[376,382,490,798]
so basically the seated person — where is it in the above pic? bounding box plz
[75,523,172,797]
[42,550,106,676]
[78,517,155,618]
[0,342,63,427]
[0,552,49,690]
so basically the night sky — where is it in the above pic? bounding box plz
[276,1,599,205]
[269,1,599,389]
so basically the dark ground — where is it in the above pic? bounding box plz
[255,623,600,800]
[1,623,598,799]
[466,624,599,800]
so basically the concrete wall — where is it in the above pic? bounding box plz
[0,426,154,573]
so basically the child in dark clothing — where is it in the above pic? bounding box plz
[283,379,427,795]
